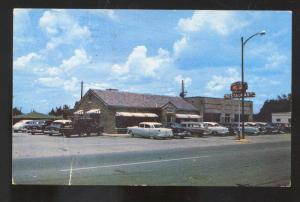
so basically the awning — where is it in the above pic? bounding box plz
[74,110,84,115]
[176,114,202,119]
[86,109,101,114]
[116,112,158,118]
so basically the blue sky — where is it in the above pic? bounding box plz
[13,9,291,114]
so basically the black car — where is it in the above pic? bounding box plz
[27,120,53,135]
[164,122,191,138]
[60,118,104,138]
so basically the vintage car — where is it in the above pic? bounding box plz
[127,122,173,139]
[27,120,53,135]
[180,122,211,136]
[60,117,104,138]
[163,122,191,138]
[203,122,229,135]
[44,120,73,136]
[237,125,260,135]
[12,120,34,133]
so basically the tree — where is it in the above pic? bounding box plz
[48,105,70,116]
[12,107,22,116]
[254,93,291,122]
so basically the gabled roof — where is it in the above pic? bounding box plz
[89,89,197,111]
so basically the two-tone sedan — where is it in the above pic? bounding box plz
[203,122,229,136]
[127,122,173,139]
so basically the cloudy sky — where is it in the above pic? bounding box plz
[13,9,291,114]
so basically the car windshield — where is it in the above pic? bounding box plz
[51,123,62,127]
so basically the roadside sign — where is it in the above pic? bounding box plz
[231,81,248,93]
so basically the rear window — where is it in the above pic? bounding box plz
[153,124,162,128]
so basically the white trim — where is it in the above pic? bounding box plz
[74,110,84,115]
[86,109,101,114]
[115,112,158,118]
[175,114,201,119]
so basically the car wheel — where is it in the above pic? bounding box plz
[128,130,134,137]
[31,132,35,135]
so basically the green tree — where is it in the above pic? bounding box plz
[254,93,291,122]
[12,107,22,116]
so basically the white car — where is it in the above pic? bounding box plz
[13,120,34,132]
[127,122,173,139]
[203,122,229,135]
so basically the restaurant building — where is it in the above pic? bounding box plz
[74,89,201,133]
[185,96,253,124]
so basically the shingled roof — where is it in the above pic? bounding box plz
[89,89,197,111]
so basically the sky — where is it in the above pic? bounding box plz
[13,9,291,114]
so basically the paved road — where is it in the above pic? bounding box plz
[12,139,290,186]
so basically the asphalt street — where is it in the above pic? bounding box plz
[12,134,290,186]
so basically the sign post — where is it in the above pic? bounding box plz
[224,81,255,140]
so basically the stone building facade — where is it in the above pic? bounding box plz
[74,89,201,133]
[185,96,253,123]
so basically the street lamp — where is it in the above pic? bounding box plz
[240,31,266,139]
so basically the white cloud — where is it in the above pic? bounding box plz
[83,82,112,92]
[63,77,79,92]
[206,67,240,92]
[37,77,64,87]
[173,36,188,57]
[112,45,173,78]
[264,52,288,70]
[174,74,192,87]
[39,10,91,49]
[14,52,41,69]
[13,9,31,16]
[177,11,248,35]
[61,48,90,72]
[46,67,63,76]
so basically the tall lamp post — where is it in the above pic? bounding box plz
[241,31,266,139]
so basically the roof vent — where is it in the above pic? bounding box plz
[106,88,118,91]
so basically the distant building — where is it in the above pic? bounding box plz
[74,89,201,133]
[272,112,291,125]
[185,96,253,123]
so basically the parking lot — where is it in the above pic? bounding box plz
[13,132,291,159]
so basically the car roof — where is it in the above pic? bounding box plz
[181,122,203,124]
[139,122,161,125]
[203,122,218,124]
[53,120,72,123]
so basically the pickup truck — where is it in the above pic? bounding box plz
[60,118,104,138]
[127,122,173,139]
[44,120,72,136]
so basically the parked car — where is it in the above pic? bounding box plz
[245,122,267,133]
[13,120,34,132]
[203,122,229,135]
[180,122,211,136]
[163,122,191,138]
[222,123,238,136]
[127,122,173,139]
[60,118,104,138]
[44,120,73,136]
[263,123,283,134]
[27,120,53,135]
[237,125,260,135]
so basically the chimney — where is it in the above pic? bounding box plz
[179,80,187,98]
[81,81,83,99]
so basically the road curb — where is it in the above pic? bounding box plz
[102,133,131,138]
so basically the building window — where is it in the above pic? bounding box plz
[204,113,221,122]
[276,118,281,122]
[224,114,231,123]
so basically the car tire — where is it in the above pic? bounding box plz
[31,132,35,135]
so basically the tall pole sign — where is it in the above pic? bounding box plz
[224,81,255,140]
